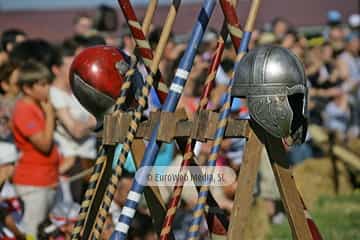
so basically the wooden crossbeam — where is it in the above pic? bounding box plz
[101,110,250,144]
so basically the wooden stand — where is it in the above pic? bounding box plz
[100,109,314,240]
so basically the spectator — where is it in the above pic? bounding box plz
[200,28,218,63]
[119,23,136,56]
[338,33,360,93]
[324,10,346,56]
[327,10,342,27]
[93,5,118,33]
[281,29,298,49]
[0,64,21,237]
[11,61,60,238]
[0,29,27,66]
[73,13,94,36]
[348,13,360,32]
[109,170,134,224]
[0,142,25,240]
[0,62,20,142]
[37,201,80,240]
[71,34,106,52]
[323,93,351,134]
[271,17,290,41]
[10,39,62,79]
[323,92,359,139]
[50,40,97,203]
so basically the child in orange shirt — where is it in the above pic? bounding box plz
[11,61,60,238]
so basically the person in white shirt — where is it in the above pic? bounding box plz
[49,40,97,203]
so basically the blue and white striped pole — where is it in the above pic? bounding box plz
[185,0,261,239]
[110,1,217,239]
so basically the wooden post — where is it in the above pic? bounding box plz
[251,120,313,240]
[228,127,263,239]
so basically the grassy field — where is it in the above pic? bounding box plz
[267,191,360,240]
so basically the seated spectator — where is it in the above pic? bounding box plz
[323,92,359,139]
[306,43,345,124]
[325,11,346,55]
[11,61,60,238]
[338,32,360,94]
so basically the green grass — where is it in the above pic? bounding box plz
[267,191,360,240]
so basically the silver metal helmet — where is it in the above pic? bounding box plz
[232,45,308,145]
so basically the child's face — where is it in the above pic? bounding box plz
[26,79,50,102]
[114,177,133,207]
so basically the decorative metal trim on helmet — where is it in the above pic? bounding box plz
[69,46,144,124]
[232,45,308,145]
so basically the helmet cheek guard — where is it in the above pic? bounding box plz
[248,95,293,139]
[232,45,308,146]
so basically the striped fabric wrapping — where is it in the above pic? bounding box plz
[160,0,244,238]
[118,0,168,103]
[185,31,253,240]
[71,71,134,240]
[299,194,323,240]
[110,1,217,240]
[91,0,181,238]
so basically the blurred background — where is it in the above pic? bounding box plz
[0,0,358,42]
[0,0,359,240]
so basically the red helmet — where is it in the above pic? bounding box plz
[70,46,141,123]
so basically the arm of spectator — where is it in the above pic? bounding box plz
[56,107,96,140]
[310,87,343,98]
[28,101,55,154]
[329,67,340,83]
[305,54,322,76]
[4,214,26,240]
[210,185,234,212]
[50,87,96,139]
[59,156,76,174]
[0,165,14,186]
[337,58,350,81]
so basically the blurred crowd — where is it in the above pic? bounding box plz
[0,4,359,240]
